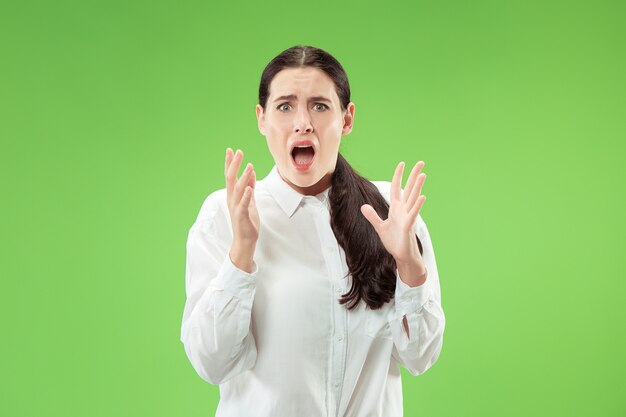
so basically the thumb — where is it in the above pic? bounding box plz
[360,204,383,230]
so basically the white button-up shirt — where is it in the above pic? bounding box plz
[180,164,446,417]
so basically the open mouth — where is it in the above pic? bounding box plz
[291,144,316,168]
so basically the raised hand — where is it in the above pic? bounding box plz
[225,148,259,272]
[360,161,427,268]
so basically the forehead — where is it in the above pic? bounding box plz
[269,67,339,101]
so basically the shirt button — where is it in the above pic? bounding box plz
[335,288,342,294]
[334,382,340,388]
[337,335,343,342]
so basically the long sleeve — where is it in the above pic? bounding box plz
[179,206,259,385]
[389,213,446,376]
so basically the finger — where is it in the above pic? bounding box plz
[249,182,258,213]
[391,162,405,202]
[224,148,233,177]
[402,161,424,204]
[247,165,256,189]
[225,148,233,194]
[238,186,253,216]
[406,173,426,210]
[233,162,253,205]
[361,204,384,230]
[226,149,243,200]
[246,168,257,213]
[407,195,426,227]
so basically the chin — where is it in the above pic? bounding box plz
[289,172,322,187]
[281,165,320,184]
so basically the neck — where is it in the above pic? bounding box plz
[281,171,333,196]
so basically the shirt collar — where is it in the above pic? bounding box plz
[263,165,331,218]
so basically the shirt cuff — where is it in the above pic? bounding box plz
[210,254,258,300]
[395,267,432,316]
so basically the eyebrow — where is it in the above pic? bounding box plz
[272,94,332,103]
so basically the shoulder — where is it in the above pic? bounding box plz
[189,187,229,234]
[189,179,271,235]
[370,180,392,201]
[197,188,228,220]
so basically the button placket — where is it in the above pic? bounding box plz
[313,206,346,416]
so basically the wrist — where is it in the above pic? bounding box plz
[396,258,427,287]
[230,241,256,273]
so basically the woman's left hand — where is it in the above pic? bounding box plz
[360,161,427,267]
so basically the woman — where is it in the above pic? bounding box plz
[180,45,446,417]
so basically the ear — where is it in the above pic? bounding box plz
[256,104,266,136]
[341,102,355,136]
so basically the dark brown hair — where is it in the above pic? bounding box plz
[258,45,423,311]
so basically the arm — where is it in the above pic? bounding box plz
[363,163,445,375]
[389,214,446,375]
[179,213,258,385]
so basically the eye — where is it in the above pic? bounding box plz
[313,103,328,111]
[277,103,292,112]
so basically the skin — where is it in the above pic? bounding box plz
[256,66,355,196]
[225,66,429,338]
[361,161,428,287]
[224,148,260,274]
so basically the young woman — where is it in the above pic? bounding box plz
[180,45,446,417]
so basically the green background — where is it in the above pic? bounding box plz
[1,0,624,416]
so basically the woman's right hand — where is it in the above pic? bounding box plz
[225,148,259,271]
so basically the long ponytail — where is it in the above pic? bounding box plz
[329,153,423,310]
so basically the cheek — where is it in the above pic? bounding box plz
[318,117,344,141]
[268,140,287,156]
[268,124,290,142]
[319,138,341,162]
[266,135,288,159]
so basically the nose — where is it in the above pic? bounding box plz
[293,106,313,135]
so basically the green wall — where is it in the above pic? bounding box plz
[1,0,624,416]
